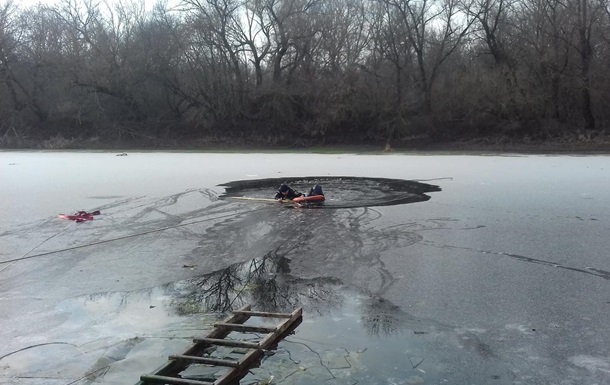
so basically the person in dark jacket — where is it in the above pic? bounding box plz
[275,183,324,200]
[274,184,304,200]
[307,184,324,197]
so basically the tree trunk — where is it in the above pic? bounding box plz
[578,0,595,129]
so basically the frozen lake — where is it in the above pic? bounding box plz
[1,151,609,385]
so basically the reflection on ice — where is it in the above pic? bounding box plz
[55,288,192,338]
[0,249,514,385]
[169,249,344,316]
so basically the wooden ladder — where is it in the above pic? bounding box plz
[137,304,303,385]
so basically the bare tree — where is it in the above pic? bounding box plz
[262,0,321,84]
[181,0,244,86]
[512,0,571,121]
[51,0,151,124]
[461,0,532,121]
[240,0,273,88]
[0,1,26,113]
[376,0,473,114]
[566,0,602,129]
[2,0,610,147]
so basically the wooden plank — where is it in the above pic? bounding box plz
[169,355,239,367]
[140,374,214,385]
[228,197,292,203]
[259,307,303,349]
[135,304,251,384]
[213,308,303,385]
[233,310,293,318]
[138,305,303,385]
[192,338,259,349]
[213,323,276,333]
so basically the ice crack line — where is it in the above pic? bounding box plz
[422,241,610,280]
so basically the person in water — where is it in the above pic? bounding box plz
[274,184,303,200]
[275,183,324,200]
[308,184,324,197]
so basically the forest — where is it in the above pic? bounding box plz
[1,0,610,149]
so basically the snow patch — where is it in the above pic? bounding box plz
[568,355,610,373]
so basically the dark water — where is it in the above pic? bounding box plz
[219,176,442,208]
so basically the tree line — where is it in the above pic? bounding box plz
[1,0,609,148]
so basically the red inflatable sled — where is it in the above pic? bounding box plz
[292,195,325,204]
[58,210,100,222]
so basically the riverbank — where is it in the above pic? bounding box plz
[2,130,610,154]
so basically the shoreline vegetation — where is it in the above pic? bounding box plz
[2,0,610,155]
[2,129,609,154]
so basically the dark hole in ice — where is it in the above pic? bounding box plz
[219,176,441,208]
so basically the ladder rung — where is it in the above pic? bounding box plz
[169,355,239,367]
[233,310,293,318]
[140,374,214,385]
[138,306,302,385]
[212,348,264,385]
[259,307,303,349]
[193,337,260,349]
[214,323,276,333]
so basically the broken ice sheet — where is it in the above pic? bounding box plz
[180,364,223,381]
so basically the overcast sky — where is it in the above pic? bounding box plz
[17,0,163,11]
